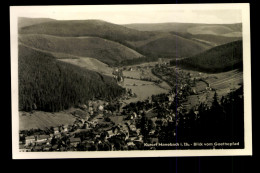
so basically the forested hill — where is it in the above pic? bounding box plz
[19,44,125,112]
[19,19,155,41]
[18,19,210,61]
[170,40,243,73]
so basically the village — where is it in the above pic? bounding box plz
[19,59,235,152]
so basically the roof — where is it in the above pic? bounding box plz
[25,136,35,140]
[70,137,81,143]
[107,130,114,136]
[37,135,49,140]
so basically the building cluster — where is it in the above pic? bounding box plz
[19,65,205,152]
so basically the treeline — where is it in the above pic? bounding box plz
[19,45,125,112]
[170,40,243,73]
[117,56,161,66]
[177,86,244,147]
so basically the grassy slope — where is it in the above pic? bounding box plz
[190,34,241,46]
[139,34,209,57]
[125,22,242,46]
[19,44,125,112]
[19,20,210,60]
[171,40,243,73]
[58,57,113,76]
[19,34,143,66]
[124,22,242,34]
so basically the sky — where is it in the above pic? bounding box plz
[13,4,243,24]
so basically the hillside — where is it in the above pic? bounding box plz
[189,34,241,46]
[19,44,125,112]
[138,34,209,57]
[170,40,243,73]
[19,19,155,41]
[58,57,113,76]
[19,34,143,66]
[18,18,243,68]
[18,17,56,28]
[19,19,226,61]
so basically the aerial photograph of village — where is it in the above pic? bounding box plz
[14,5,246,153]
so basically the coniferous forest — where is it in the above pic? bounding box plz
[18,45,125,112]
[170,40,243,73]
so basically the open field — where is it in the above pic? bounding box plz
[120,63,172,104]
[58,57,113,76]
[19,110,77,130]
[182,69,243,110]
[121,78,169,104]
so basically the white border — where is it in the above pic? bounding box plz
[10,4,252,159]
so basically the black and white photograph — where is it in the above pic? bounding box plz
[10,4,252,159]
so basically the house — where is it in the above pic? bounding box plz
[106,130,115,138]
[63,125,68,132]
[127,141,135,146]
[46,139,52,145]
[25,136,35,146]
[54,127,60,134]
[70,137,81,147]
[36,135,49,143]
[129,124,137,131]
[54,132,61,138]
[98,105,104,111]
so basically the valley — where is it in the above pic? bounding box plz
[17,17,245,151]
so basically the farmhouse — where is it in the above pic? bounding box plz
[106,130,116,138]
[36,135,49,143]
[54,127,60,134]
[25,136,35,145]
[127,141,135,146]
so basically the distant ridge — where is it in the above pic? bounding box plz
[170,40,243,73]
[18,18,242,67]
[19,19,155,41]
[124,22,242,34]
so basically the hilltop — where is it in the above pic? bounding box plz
[19,34,143,66]
[124,22,242,35]
[125,22,242,47]
[18,17,56,28]
[170,40,243,73]
[19,44,125,112]
[19,19,155,41]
